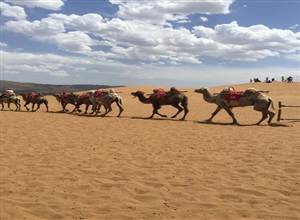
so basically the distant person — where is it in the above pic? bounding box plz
[282,76,285,82]
[287,76,293,83]
[250,79,253,83]
[272,78,275,82]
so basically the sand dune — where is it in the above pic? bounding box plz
[1,82,299,219]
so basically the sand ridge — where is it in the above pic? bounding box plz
[1,82,300,219]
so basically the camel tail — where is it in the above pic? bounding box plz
[269,98,276,110]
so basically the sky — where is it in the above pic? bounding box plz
[1,0,300,88]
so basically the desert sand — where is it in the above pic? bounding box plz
[1,82,300,220]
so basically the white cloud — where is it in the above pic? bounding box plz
[200,17,208,22]
[0,42,8,47]
[285,53,300,62]
[0,2,26,20]
[4,0,64,10]
[193,21,300,60]
[110,0,234,24]
[289,24,299,29]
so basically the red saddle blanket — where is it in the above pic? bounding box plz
[27,93,37,100]
[61,93,70,100]
[80,93,88,100]
[225,91,243,101]
[155,89,166,100]
[94,89,105,98]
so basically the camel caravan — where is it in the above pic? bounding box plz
[0,86,277,125]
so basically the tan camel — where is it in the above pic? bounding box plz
[19,93,49,112]
[194,87,275,125]
[87,89,123,117]
[131,87,189,120]
[53,92,79,112]
[0,93,21,111]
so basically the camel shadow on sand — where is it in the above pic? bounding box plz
[131,116,188,122]
[196,121,267,127]
[196,120,292,127]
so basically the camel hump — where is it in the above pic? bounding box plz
[170,87,179,92]
[244,88,259,93]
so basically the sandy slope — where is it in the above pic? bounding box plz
[1,82,299,219]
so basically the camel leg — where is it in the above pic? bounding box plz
[15,102,19,111]
[179,96,189,120]
[84,104,89,114]
[256,112,268,125]
[115,98,124,117]
[180,104,189,121]
[207,106,222,122]
[90,103,97,114]
[152,108,167,118]
[44,103,49,112]
[31,103,36,111]
[71,104,78,113]
[34,103,41,112]
[24,102,30,111]
[170,103,183,119]
[8,102,13,111]
[267,111,275,124]
[62,103,68,111]
[100,104,112,117]
[0,102,3,110]
[220,104,238,124]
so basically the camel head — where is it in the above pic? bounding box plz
[131,91,145,99]
[194,87,209,94]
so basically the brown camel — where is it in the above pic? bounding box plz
[87,89,123,117]
[19,93,49,112]
[0,93,21,111]
[194,87,275,125]
[131,87,189,120]
[53,92,79,112]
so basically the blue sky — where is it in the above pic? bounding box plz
[1,0,299,87]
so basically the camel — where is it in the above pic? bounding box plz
[71,92,102,114]
[87,89,123,117]
[194,87,275,125]
[19,93,49,112]
[53,92,79,112]
[0,93,21,111]
[130,87,189,120]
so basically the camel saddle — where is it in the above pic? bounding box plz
[80,93,88,100]
[61,93,71,100]
[94,89,106,98]
[27,92,37,100]
[153,88,166,100]
[224,91,244,101]
[220,88,253,101]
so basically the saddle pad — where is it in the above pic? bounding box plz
[80,93,88,100]
[61,93,70,100]
[225,91,243,101]
[94,89,105,98]
[155,89,166,100]
[28,93,37,100]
